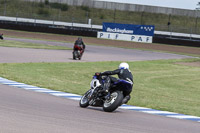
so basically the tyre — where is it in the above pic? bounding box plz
[73,51,79,60]
[79,90,91,108]
[73,54,76,60]
[103,91,123,112]
[73,52,76,60]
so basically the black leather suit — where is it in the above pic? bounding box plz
[100,69,133,96]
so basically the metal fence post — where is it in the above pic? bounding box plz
[190,28,192,39]
[16,12,18,24]
[195,17,198,34]
[86,11,89,24]
[72,17,74,27]
[113,8,116,23]
[34,15,36,26]
[169,26,172,38]
[168,14,171,31]
[141,12,144,25]
[4,0,7,16]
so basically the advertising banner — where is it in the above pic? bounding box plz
[97,32,152,43]
[102,22,155,36]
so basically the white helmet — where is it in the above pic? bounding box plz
[119,62,129,69]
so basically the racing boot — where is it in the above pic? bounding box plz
[122,95,131,104]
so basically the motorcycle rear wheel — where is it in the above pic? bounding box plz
[103,91,123,112]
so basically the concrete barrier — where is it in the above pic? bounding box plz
[0,19,199,47]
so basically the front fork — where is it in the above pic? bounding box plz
[88,88,99,105]
[104,92,111,101]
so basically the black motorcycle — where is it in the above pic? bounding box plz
[79,75,132,112]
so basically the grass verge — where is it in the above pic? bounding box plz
[0,39,71,50]
[0,58,199,116]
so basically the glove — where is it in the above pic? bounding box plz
[95,72,101,76]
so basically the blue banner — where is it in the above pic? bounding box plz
[103,22,155,36]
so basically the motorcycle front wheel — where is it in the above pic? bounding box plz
[73,51,79,60]
[103,91,123,112]
[79,90,91,108]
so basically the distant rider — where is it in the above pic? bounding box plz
[0,33,3,40]
[73,37,85,57]
[95,62,134,104]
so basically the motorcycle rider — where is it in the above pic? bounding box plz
[73,37,85,57]
[0,33,3,40]
[95,62,133,104]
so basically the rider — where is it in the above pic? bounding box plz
[95,62,133,104]
[73,37,85,56]
[0,33,3,40]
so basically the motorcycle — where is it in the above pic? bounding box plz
[79,75,132,112]
[73,45,84,60]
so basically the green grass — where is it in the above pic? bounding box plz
[0,58,199,116]
[0,40,71,50]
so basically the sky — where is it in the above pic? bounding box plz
[95,0,200,10]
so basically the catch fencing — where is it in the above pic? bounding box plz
[26,0,200,17]
[0,0,200,35]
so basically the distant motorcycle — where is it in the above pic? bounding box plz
[73,45,84,60]
[79,75,132,112]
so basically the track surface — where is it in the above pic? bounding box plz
[0,37,199,132]
[1,84,200,133]
[1,29,200,55]
[0,37,193,63]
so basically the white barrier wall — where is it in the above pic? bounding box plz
[97,32,152,43]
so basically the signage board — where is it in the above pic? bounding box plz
[103,22,155,36]
[97,32,152,43]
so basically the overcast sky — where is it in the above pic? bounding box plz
[95,0,200,10]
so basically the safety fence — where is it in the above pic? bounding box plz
[0,0,200,35]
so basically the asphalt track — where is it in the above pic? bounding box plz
[0,37,193,63]
[0,38,199,132]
